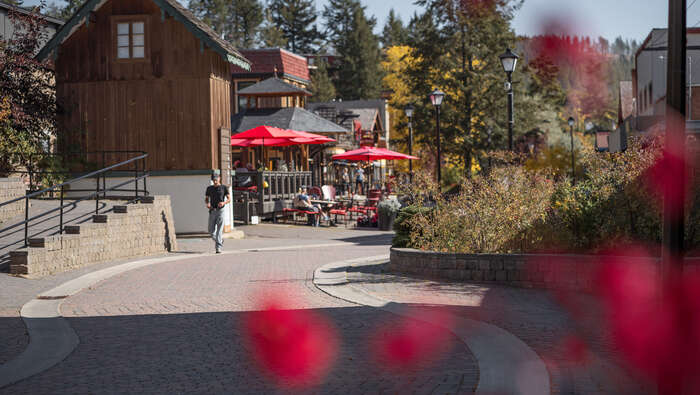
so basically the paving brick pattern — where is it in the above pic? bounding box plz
[1,233,480,394]
[346,262,655,395]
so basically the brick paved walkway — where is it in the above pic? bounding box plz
[345,261,655,395]
[1,227,479,394]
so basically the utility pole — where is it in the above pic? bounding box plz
[661,2,686,393]
[663,0,687,277]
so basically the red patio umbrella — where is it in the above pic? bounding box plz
[332,146,418,161]
[233,125,300,140]
[231,138,292,147]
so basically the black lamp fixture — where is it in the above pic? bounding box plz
[499,48,519,150]
[429,90,445,185]
[404,103,415,181]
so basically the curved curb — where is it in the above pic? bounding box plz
[313,257,551,395]
[0,241,364,389]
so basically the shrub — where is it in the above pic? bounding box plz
[392,205,432,248]
[397,137,700,255]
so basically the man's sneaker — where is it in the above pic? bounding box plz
[216,249,222,254]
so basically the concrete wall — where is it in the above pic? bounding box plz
[389,248,700,292]
[10,195,177,278]
[67,174,233,234]
[0,178,25,224]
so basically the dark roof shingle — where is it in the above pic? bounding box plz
[238,78,311,96]
[232,107,348,134]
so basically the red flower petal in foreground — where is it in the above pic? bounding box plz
[370,308,454,371]
[243,299,338,388]
[594,248,700,391]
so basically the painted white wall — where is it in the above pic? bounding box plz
[636,30,700,117]
[66,175,234,234]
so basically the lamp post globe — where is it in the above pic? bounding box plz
[499,48,519,151]
[499,48,519,74]
[429,90,445,186]
[404,104,415,181]
[430,90,445,107]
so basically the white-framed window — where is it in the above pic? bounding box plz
[112,17,148,61]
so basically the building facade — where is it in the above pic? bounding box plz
[36,0,251,233]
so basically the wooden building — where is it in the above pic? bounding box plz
[231,48,310,114]
[37,0,250,172]
[36,0,251,233]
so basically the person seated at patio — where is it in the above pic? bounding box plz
[234,160,247,173]
[294,188,320,226]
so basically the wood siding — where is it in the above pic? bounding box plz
[55,0,231,171]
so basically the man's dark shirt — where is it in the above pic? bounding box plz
[206,185,229,210]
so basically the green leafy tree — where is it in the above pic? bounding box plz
[0,7,56,175]
[267,0,320,53]
[188,0,263,48]
[324,0,382,99]
[381,9,408,48]
[45,0,83,20]
[310,59,337,102]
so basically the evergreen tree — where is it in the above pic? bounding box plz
[268,0,321,53]
[259,8,288,48]
[323,0,382,99]
[229,0,263,48]
[45,0,83,20]
[310,59,337,102]
[381,9,408,48]
[322,0,361,50]
[188,0,263,48]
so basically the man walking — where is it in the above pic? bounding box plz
[205,170,230,253]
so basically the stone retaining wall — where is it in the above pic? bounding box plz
[10,196,178,278]
[0,178,26,224]
[388,248,700,292]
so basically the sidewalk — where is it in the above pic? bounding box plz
[0,224,398,392]
[340,260,654,395]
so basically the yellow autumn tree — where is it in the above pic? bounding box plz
[382,46,420,173]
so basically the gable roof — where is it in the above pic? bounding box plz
[238,77,311,96]
[351,108,382,131]
[307,99,387,132]
[232,107,348,135]
[35,0,250,70]
[231,48,310,83]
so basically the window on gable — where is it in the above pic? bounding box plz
[113,17,148,61]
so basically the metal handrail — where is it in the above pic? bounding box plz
[0,152,149,248]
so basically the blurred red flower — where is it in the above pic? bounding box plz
[370,308,454,371]
[243,298,338,388]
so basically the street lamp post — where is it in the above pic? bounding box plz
[499,48,519,151]
[404,104,415,182]
[429,90,445,185]
[568,117,576,185]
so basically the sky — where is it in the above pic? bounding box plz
[316,0,694,44]
[23,0,700,44]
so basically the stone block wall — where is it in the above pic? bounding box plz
[388,248,700,292]
[10,195,178,278]
[0,178,26,223]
